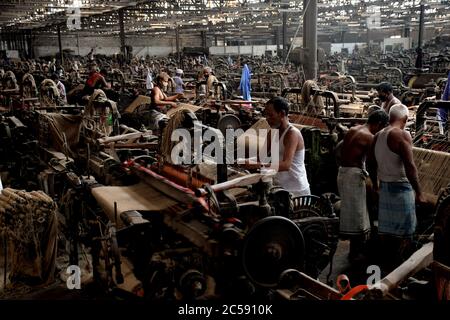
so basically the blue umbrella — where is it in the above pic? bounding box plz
[239,64,251,101]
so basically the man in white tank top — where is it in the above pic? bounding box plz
[263,97,310,197]
[372,104,426,270]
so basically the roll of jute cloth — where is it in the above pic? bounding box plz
[166,103,202,117]
[413,147,450,197]
[91,183,177,229]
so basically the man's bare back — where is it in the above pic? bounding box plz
[340,124,374,168]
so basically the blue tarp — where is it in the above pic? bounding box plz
[239,64,251,101]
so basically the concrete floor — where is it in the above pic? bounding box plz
[319,240,370,290]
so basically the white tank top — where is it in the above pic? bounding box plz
[274,125,310,196]
[374,127,408,182]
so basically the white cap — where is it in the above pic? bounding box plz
[176,69,183,74]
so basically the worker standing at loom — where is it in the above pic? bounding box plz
[202,66,218,98]
[243,97,310,197]
[173,69,185,94]
[337,110,389,262]
[372,104,426,271]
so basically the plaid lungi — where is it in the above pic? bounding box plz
[337,167,371,237]
[378,181,417,238]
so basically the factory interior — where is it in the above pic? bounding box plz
[0,0,449,303]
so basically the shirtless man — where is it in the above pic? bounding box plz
[337,110,389,261]
[149,72,183,130]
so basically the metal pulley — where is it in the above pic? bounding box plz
[178,269,207,298]
[242,216,305,288]
[217,114,241,135]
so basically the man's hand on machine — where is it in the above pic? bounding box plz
[415,191,428,205]
[241,162,262,170]
[238,158,272,171]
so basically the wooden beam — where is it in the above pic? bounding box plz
[367,242,434,298]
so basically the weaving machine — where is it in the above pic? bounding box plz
[83,158,339,300]
[33,100,337,300]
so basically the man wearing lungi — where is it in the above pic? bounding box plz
[337,110,389,261]
[373,104,426,270]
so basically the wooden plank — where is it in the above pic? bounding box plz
[368,242,433,298]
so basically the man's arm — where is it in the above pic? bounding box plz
[240,130,298,171]
[99,76,111,89]
[165,93,183,102]
[277,129,300,172]
[391,129,425,202]
[240,130,272,170]
[367,133,379,190]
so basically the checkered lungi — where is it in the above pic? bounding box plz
[337,167,371,237]
[378,181,417,238]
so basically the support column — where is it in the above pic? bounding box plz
[76,32,80,56]
[118,8,126,56]
[282,11,287,60]
[6,32,11,50]
[21,32,25,52]
[223,35,226,55]
[415,4,425,68]
[303,0,317,80]
[418,4,424,48]
[201,30,207,51]
[17,32,21,52]
[175,25,181,65]
[13,32,18,50]
[57,25,64,66]
[28,30,34,58]
[238,38,241,57]
[274,26,280,56]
